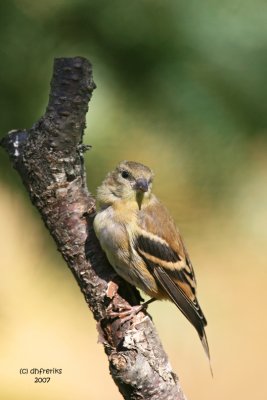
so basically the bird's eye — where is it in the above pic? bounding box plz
[121,170,130,179]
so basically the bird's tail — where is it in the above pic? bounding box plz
[200,329,213,377]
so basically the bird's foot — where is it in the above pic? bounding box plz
[106,298,156,324]
[106,303,143,323]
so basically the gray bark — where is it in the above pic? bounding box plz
[0,57,186,400]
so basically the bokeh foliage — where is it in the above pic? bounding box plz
[1,0,267,203]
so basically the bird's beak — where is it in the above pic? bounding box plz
[135,178,149,192]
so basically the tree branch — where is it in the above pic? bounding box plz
[1,57,186,400]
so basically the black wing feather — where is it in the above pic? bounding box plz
[136,234,197,295]
[135,235,210,359]
[152,263,206,328]
[149,260,210,359]
[136,235,181,263]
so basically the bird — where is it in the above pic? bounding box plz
[93,160,210,362]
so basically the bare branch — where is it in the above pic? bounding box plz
[1,57,186,400]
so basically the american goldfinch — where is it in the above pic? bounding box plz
[93,160,210,360]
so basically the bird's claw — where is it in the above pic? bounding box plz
[106,303,145,324]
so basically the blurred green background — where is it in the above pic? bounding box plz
[1,1,267,399]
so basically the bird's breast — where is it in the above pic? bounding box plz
[94,208,123,249]
[93,204,162,298]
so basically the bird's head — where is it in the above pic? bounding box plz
[97,161,154,208]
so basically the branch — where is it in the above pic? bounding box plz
[1,57,186,400]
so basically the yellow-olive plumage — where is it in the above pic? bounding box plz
[93,161,210,360]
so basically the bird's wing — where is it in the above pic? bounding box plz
[135,197,210,357]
